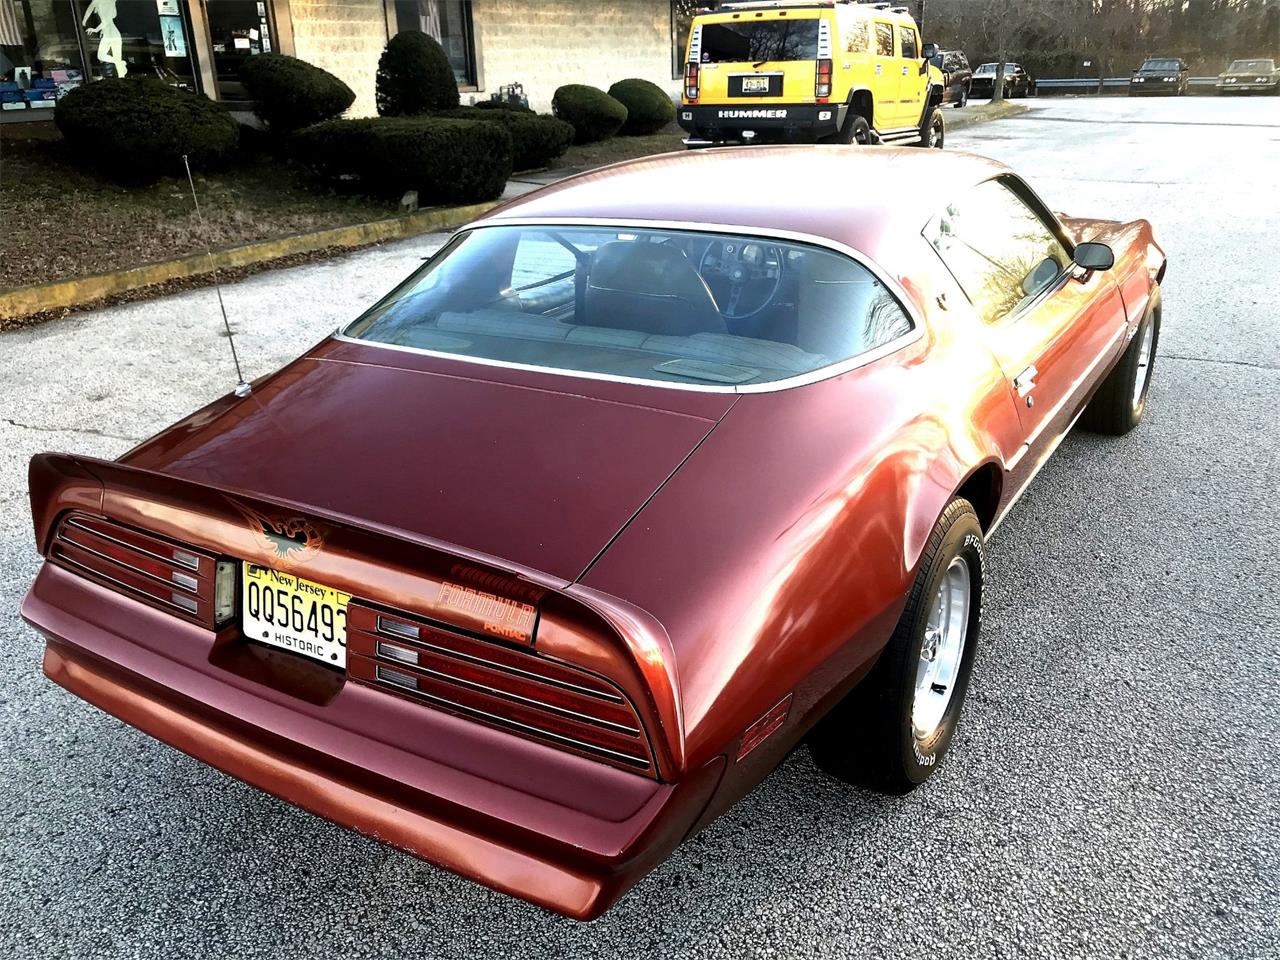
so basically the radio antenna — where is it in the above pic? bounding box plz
[182,154,251,398]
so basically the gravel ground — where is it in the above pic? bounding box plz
[1,96,1277,959]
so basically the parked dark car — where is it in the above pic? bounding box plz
[1129,57,1188,95]
[970,62,1035,99]
[930,49,973,107]
[1216,58,1279,94]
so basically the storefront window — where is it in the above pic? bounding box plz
[394,0,475,85]
[1,0,87,113]
[1,0,202,117]
[74,0,199,88]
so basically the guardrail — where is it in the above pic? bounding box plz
[1034,76,1220,96]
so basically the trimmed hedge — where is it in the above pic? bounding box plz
[607,78,676,135]
[435,108,573,171]
[473,99,533,113]
[55,77,239,184]
[239,53,354,132]
[376,31,460,116]
[551,84,627,144]
[293,117,512,204]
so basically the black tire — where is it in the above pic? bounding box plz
[809,498,985,794]
[913,107,944,148]
[823,112,871,145]
[1080,289,1161,435]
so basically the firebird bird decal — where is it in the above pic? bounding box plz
[228,499,322,564]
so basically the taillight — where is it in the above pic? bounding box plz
[49,513,226,629]
[684,61,699,101]
[347,602,655,775]
[816,58,832,99]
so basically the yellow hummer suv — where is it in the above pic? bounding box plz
[678,0,946,148]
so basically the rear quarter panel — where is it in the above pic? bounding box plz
[581,284,1021,796]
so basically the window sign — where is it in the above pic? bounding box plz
[159,15,185,58]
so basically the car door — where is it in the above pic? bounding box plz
[896,22,927,124]
[923,176,1129,486]
[872,20,899,127]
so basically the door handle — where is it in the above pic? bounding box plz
[1014,365,1037,398]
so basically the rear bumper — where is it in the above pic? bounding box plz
[23,564,724,920]
[677,102,841,142]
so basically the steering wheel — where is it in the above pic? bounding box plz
[697,240,784,321]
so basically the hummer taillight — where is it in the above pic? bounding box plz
[685,61,700,100]
[816,58,832,99]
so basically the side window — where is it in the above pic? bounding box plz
[899,27,917,60]
[845,18,869,54]
[923,179,1072,324]
[874,22,893,57]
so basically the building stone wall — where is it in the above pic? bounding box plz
[288,0,390,117]
[467,0,678,112]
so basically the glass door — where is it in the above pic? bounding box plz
[204,0,273,101]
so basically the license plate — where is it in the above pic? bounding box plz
[242,562,350,668]
[741,76,771,93]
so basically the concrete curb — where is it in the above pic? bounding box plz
[0,199,500,323]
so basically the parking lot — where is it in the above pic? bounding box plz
[1,95,1277,958]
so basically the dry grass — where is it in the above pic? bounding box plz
[0,132,395,291]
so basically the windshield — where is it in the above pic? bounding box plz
[1140,59,1180,71]
[975,63,1016,77]
[344,226,914,388]
[698,19,820,63]
[1228,59,1273,72]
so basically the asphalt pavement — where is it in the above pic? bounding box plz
[1,95,1277,958]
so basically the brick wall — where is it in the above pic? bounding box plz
[467,0,679,112]
[288,0,389,116]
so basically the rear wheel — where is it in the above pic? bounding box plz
[824,112,872,145]
[809,498,985,793]
[1080,289,1161,435]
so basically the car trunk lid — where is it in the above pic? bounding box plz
[118,351,732,583]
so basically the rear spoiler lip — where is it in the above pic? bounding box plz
[32,451,571,590]
[28,450,688,778]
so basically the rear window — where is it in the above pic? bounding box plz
[698,19,820,63]
[345,226,914,388]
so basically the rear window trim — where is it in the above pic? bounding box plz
[336,218,923,395]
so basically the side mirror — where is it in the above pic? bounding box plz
[922,43,939,60]
[1074,241,1114,272]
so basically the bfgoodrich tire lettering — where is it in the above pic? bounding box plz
[809,498,985,793]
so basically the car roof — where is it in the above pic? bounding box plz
[481,146,1010,264]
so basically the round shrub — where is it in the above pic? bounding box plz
[239,53,354,132]
[376,31,459,116]
[294,117,512,204]
[551,84,627,144]
[607,78,675,135]
[55,77,238,184]
[435,108,573,171]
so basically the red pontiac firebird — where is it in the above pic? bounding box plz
[22,148,1165,920]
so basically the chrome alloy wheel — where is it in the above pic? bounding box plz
[1132,320,1155,410]
[912,556,971,740]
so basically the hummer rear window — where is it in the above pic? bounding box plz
[699,20,820,63]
